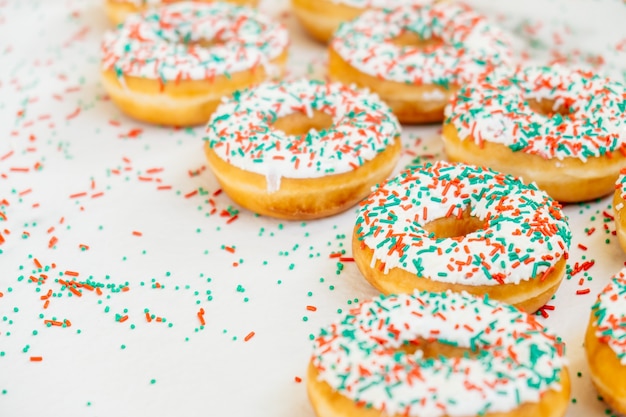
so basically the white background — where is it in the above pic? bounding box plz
[1,0,626,415]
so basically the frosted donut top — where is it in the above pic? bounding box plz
[445,66,626,161]
[311,291,568,417]
[204,79,400,191]
[593,268,626,365]
[101,2,288,81]
[355,161,571,286]
[330,2,512,86]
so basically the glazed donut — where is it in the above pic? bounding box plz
[613,169,626,254]
[308,291,571,417]
[328,2,512,124]
[291,0,432,43]
[585,268,626,415]
[203,79,401,220]
[443,66,626,203]
[105,0,258,26]
[353,161,571,313]
[101,2,288,127]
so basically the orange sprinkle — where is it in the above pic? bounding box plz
[184,190,198,198]
[145,312,152,322]
[30,356,43,362]
[64,270,79,277]
[224,246,235,253]
[121,286,130,292]
[68,286,82,297]
[306,305,317,312]
[96,287,103,296]
[294,376,302,383]
[48,236,58,248]
[43,300,50,309]
[34,258,42,268]
[197,309,206,326]
[244,331,255,342]
[69,192,87,199]
[118,315,129,323]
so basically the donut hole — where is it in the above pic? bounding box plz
[422,207,486,239]
[272,110,334,137]
[400,339,479,359]
[527,98,575,118]
[179,37,226,48]
[390,31,444,52]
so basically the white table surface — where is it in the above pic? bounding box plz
[1,0,626,415]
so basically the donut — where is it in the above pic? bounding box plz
[308,291,571,417]
[203,79,402,220]
[443,66,626,203]
[328,2,512,124]
[101,2,289,127]
[613,169,626,254]
[291,0,432,43]
[585,268,626,415]
[105,0,258,26]
[352,161,571,313]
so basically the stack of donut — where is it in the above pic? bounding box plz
[96,1,626,416]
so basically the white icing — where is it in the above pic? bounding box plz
[205,79,401,191]
[331,2,512,85]
[101,2,288,81]
[356,161,571,286]
[311,291,568,417]
[445,65,626,161]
